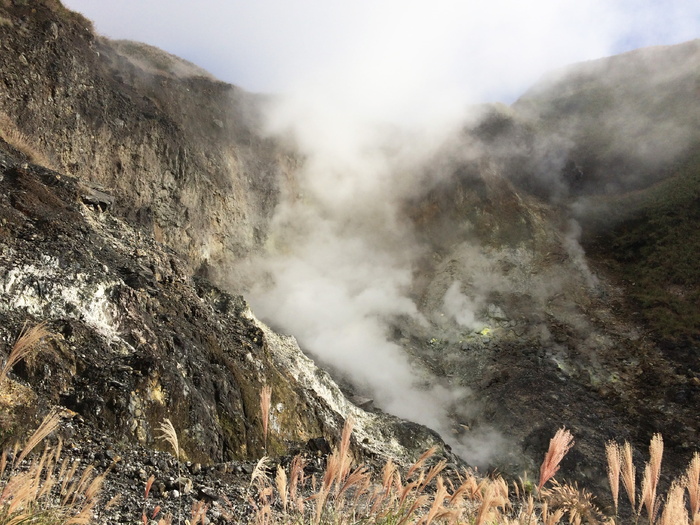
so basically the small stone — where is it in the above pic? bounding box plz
[198,486,219,501]
[176,476,193,495]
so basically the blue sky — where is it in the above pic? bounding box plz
[62,1,700,114]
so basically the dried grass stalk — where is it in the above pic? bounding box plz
[423,476,449,525]
[337,417,354,485]
[621,441,636,509]
[538,427,575,490]
[475,482,499,525]
[260,385,272,452]
[145,474,156,499]
[288,455,305,504]
[640,434,663,523]
[157,418,179,461]
[1,322,51,384]
[686,452,700,516]
[276,465,288,512]
[639,464,659,523]
[419,459,447,492]
[16,407,63,465]
[407,446,437,479]
[649,434,664,486]
[606,441,622,514]
[250,456,271,488]
[659,480,689,525]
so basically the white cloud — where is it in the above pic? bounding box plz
[63,0,700,105]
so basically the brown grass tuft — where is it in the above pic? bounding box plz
[0,322,52,385]
[659,480,689,525]
[15,407,64,466]
[157,418,180,461]
[621,441,636,509]
[0,438,106,523]
[249,456,271,489]
[606,441,621,515]
[260,385,272,453]
[238,431,700,525]
[276,465,288,512]
[407,445,437,479]
[538,427,575,490]
[686,452,700,517]
[543,480,604,525]
[639,434,663,523]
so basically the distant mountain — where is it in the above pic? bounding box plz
[514,39,700,196]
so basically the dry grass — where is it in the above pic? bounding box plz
[658,481,688,525]
[541,480,604,525]
[638,434,663,524]
[538,427,575,491]
[686,452,700,517]
[621,441,636,510]
[234,428,700,525]
[603,433,700,525]
[0,322,52,385]
[157,418,182,525]
[14,408,64,466]
[260,385,272,453]
[157,418,179,461]
[242,423,583,525]
[606,441,621,515]
[0,413,107,524]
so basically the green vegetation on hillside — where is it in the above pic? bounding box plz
[582,150,700,343]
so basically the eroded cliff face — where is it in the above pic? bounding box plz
[0,141,450,466]
[0,0,453,468]
[0,0,290,276]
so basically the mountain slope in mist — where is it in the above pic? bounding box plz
[514,39,700,197]
[240,37,700,491]
[508,39,700,343]
[398,39,700,485]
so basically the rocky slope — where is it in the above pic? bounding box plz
[0,112,451,520]
[396,41,700,489]
[0,1,699,521]
[0,0,292,277]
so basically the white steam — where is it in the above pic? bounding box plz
[227,0,696,467]
[248,112,471,440]
[441,281,483,330]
